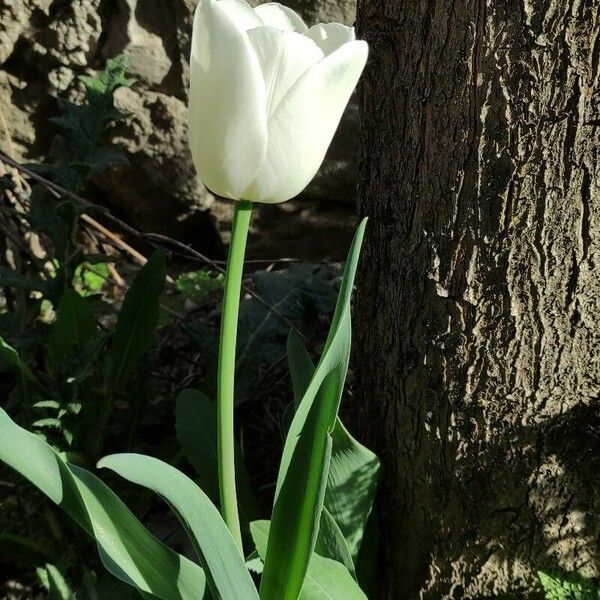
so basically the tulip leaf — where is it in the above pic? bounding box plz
[315,507,356,578]
[288,329,380,563]
[251,521,366,600]
[326,420,380,561]
[107,251,166,390]
[259,219,367,600]
[99,453,259,600]
[0,408,206,600]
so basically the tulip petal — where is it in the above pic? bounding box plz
[244,40,368,203]
[220,0,263,30]
[254,2,308,33]
[308,23,356,55]
[248,26,323,117]
[189,0,268,199]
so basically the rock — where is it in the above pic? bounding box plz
[102,0,189,96]
[33,0,103,68]
[0,0,52,65]
[0,72,36,160]
[96,86,213,237]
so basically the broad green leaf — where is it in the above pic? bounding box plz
[0,408,205,600]
[47,289,97,372]
[286,341,357,576]
[107,251,166,390]
[251,521,366,600]
[175,389,220,500]
[260,219,366,600]
[288,330,380,562]
[99,453,259,600]
[326,421,379,561]
[175,389,259,528]
[315,508,355,579]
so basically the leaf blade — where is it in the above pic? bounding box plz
[107,251,166,390]
[252,521,366,600]
[288,327,380,563]
[260,219,367,600]
[0,408,206,600]
[99,453,259,600]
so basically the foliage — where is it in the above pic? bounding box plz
[0,49,381,600]
[36,564,75,600]
[1,55,131,316]
[176,269,224,304]
[29,55,132,192]
[539,571,600,600]
[0,220,380,599]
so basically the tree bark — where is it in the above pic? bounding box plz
[353,1,600,598]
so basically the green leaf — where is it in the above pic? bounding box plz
[538,571,600,600]
[47,289,97,372]
[174,389,221,502]
[175,269,224,304]
[80,55,134,96]
[288,330,380,563]
[74,261,110,296]
[260,219,367,600]
[0,407,206,600]
[37,564,75,600]
[99,453,259,600]
[326,422,379,561]
[175,389,259,527]
[354,505,379,598]
[107,251,166,390]
[251,521,366,600]
[0,336,37,382]
[29,55,131,193]
[315,507,355,579]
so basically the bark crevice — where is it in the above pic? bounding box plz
[354,0,600,597]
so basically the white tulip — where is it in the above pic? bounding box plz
[188,0,368,204]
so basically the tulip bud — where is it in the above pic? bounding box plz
[188,0,368,204]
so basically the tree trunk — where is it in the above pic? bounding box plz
[353,1,600,598]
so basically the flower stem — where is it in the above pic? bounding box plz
[217,199,252,552]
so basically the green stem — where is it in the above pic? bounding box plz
[217,199,252,552]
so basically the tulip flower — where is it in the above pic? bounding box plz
[187,0,369,553]
[188,0,369,204]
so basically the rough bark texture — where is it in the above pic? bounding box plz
[354,1,600,598]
